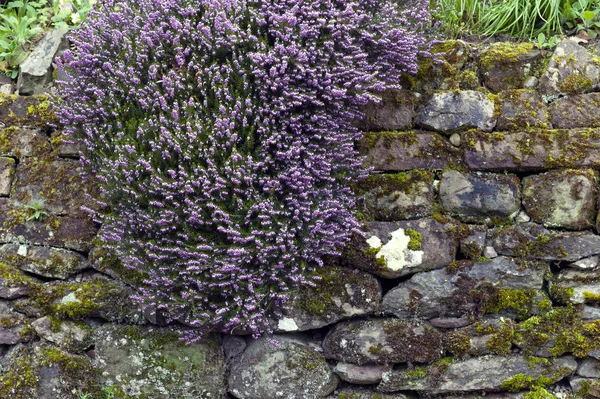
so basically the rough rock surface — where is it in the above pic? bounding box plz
[94,325,225,399]
[0,128,51,158]
[496,90,550,131]
[31,316,90,352]
[540,39,600,101]
[333,362,391,385]
[382,256,546,320]
[344,218,457,278]
[487,223,600,262]
[275,265,381,332]
[378,355,577,394]
[17,28,68,95]
[362,131,463,171]
[354,171,435,221]
[416,90,496,132]
[463,129,600,171]
[0,301,31,344]
[549,93,600,128]
[322,319,443,365]
[478,43,543,93]
[0,243,88,279]
[358,89,417,132]
[522,169,596,230]
[228,334,338,399]
[0,157,15,196]
[439,170,521,223]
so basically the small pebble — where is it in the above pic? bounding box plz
[449,133,461,147]
[483,246,498,258]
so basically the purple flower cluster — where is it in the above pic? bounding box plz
[53,0,431,340]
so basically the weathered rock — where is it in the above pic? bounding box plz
[382,256,546,320]
[583,305,600,321]
[496,89,551,131]
[549,268,600,305]
[540,39,600,101]
[354,171,435,221]
[439,170,520,224]
[229,334,337,399]
[447,318,515,357]
[0,94,57,127]
[0,263,37,299]
[0,301,31,345]
[483,246,498,258]
[487,223,600,262]
[276,265,381,332]
[223,335,246,364]
[411,40,473,92]
[449,133,461,147]
[333,362,391,385]
[327,388,410,399]
[549,93,600,128]
[94,325,225,399]
[343,218,457,278]
[570,256,599,270]
[361,131,464,171]
[11,158,98,217]
[31,316,91,352]
[377,355,577,394]
[463,129,600,172]
[0,157,15,196]
[416,90,496,132]
[0,127,51,158]
[322,319,443,365]
[0,214,98,252]
[17,28,68,95]
[515,210,531,224]
[50,131,83,157]
[570,377,600,398]
[522,169,596,230]
[478,43,544,93]
[358,89,417,132]
[1,344,101,399]
[13,276,144,323]
[578,358,600,378]
[0,244,88,279]
[459,225,486,259]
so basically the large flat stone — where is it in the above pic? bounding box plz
[487,223,600,262]
[17,28,68,95]
[0,244,88,279]
[478,43,544,93]
[343,218,457,278]
[522,169,596,230]
[94,325,226,399]
[322,319,443,365]
[549,93,600,128]
[0,127,51,158]
[415,90,496,132]
[357,89,417,132]
[361,131,464,171]
[463,129,600,171]
[382,256,546,320]
[377,355,577,394]
[440,170,520,224]
[540,39,600,101]
[229,334,338,399]
[496,89,551,131]
[354,171,435,221]
[274,265,381,332]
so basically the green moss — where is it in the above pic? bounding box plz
[502,374,536,392]
[548,284,574,304]
[405,228,422,250]
[405,366,427,379]
[445,331,470,357]
[485,320,515,355]
[479,42,534,69]
[0,348,38,399]
[558,73,593,94]
[483,288,537,319]
[583,291,600,302]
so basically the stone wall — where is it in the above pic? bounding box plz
[1,38,600,398]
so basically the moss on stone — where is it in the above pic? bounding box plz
[0,347,38,399]
[405,228,423,251]
[483,288,537,319]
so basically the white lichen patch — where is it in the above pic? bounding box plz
[17,245,27,257]
[277,318,299,332]
[367,228,424,271]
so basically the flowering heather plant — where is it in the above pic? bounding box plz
[53,0,431,340]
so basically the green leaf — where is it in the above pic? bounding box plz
[583,10,596,21]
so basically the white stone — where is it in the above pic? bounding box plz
[277,318,299,332]
[17,245,27,257]
[483,246,498,258]
[449,133,461,147]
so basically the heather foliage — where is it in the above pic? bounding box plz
[54,0,431,340]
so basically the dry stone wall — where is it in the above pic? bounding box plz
[1,37,600,398]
